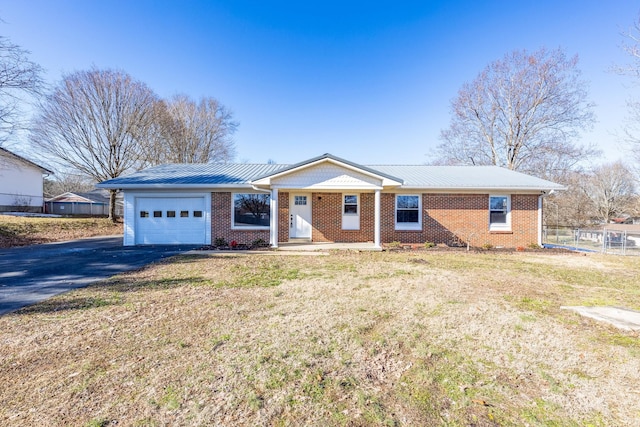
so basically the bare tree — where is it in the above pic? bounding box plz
[580,162,636,224]
[437,47,596,178]
[30,68,157,221]
[0,35,44,145]
[142,94,237,165]
[615,17,640,167]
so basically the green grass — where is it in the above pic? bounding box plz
[1,251,639,426]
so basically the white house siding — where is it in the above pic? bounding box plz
[123,192,211,246]
[271,163,382,190]
[0,156,46,212]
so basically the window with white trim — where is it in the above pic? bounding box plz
[233,193,271,228]
[395,194,421,230]
[489,195,511,230]
[343,195,358,215]
[342,194,359,230]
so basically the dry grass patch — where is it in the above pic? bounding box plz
[0,216,122,247]
[1,251,640,426]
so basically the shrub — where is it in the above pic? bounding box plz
[481,243,494,250]
[424,241,436,249]
[252,238,267,248]
[387,241,402,249]
[214,237,227,247]
[528,243,542,249]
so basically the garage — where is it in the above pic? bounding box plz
[134,196,208,244]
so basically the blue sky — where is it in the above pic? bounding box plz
[1,1,638,166]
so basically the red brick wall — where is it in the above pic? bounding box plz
[211,192,269,246]
[381,193,539,247]
[310,193,375,242]
[211,191,540,248]
[278,191,289,242]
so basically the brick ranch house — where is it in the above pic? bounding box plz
[98,153,564,248]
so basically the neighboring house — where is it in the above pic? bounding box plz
[98,153,565,248]
[45,189,124,216]
[0,147,53,213]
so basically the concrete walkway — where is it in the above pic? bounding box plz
[187,242,381,256]
[561,306,640,331]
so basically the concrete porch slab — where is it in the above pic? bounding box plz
[561,306,640,331]
[276,242,382,251]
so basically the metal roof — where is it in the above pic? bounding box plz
[98,163,287,187]
[98,158,564,191]
[370,165,565,190]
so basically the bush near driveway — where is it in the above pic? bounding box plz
[1,251,639,426]
[0,216,122,247]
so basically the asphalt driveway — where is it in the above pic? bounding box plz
[0,236,199,315]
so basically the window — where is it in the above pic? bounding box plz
[233,193,270,228]
[180,210,189,218]
[294,195,307,206]
[140,211,149,218]
[343,195,358,215]
[167,210,176,218]
[395,195,421,230]
[153,211,162,218]
[193,210,203,218]
[489,195,510,230]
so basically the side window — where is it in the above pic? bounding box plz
[294,195,307,206]
[153,211,162,218]
[193,210,203,218]
[343,195,358,214]
[489,195,511,230]
[167,211,176,218]
[395,195,421,230]
[180,210,189,218]
[140,211,149,218]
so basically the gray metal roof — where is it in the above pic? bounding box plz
[98,158,564,191]
[370,165,565,190]
[98,163,287,187]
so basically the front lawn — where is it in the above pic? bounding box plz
[1,251,639,426]
[0,215,122,247]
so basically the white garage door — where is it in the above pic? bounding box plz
[135,197,207,244]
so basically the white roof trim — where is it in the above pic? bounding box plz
[251,157,403,187]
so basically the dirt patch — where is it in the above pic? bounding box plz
[1,252,639,426]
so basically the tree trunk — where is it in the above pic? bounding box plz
[109,189,118,223]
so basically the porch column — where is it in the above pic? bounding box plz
[270,188,279,248]
[374,189,381,249]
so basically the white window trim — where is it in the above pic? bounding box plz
[395,194,422,231]
[343,194,359,216]
[342,193,360,230]
[489,194,511,231]
[231,192,271,230]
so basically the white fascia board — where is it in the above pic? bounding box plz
[97,183,256,190]
[271,184,384,191]
[395,186,566,193]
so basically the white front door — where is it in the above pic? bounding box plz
[290,193,312,239]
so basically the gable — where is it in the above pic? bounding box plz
[270,163,383,190]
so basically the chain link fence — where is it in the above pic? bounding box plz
[543,227,640,256]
